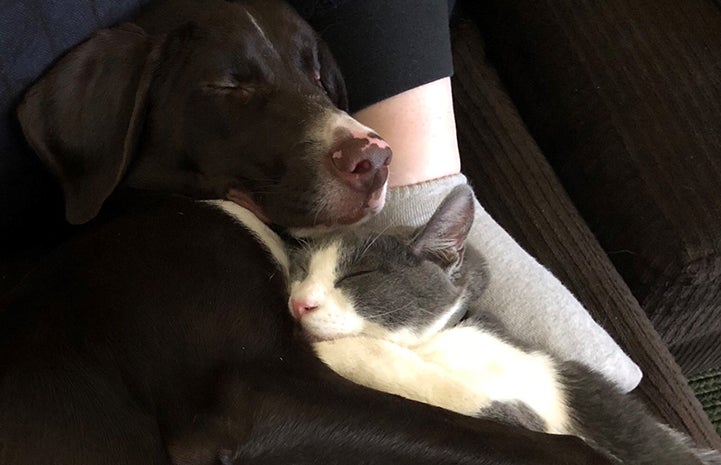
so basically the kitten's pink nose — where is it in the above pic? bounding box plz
[290,299,318,319]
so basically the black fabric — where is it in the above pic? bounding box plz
[287,0,456,112]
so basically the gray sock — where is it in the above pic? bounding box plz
[363,173,642,392]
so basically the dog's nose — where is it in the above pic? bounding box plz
[330,133,392,191]
[290,299,319,319]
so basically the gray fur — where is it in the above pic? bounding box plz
[480,401,547,432]
[289,185,721,465]
[290,230,478,332]
[558,361,716,465]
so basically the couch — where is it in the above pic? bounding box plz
[1,0,719,453]
[450,0,721,449]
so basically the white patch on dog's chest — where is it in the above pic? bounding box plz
[208,200,289,277]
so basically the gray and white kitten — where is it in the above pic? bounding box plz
[287,185,721,465]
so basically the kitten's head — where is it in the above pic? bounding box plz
[287,185,484,345]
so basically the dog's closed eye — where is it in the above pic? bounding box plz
[202,76,257,100]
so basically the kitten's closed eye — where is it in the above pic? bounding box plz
[335,269,377,285]
[293,261,308,275]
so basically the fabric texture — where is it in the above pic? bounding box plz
[690,368,721,435]
[470,0,721,378]
[450,17,721,449]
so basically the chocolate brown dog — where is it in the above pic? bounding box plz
[1,1,611,464]
[19,0,390,229]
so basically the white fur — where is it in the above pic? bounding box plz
[415,326,568,433]
[415,297,465,343]
[314,336,493,416]
[289,241,367,339]
[315,326,569,433]
[318,110,379,148]
[291,246,569,433]
[208,200,289,277]
[244,10,277,56]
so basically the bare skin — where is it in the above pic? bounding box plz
[353,77,461,187]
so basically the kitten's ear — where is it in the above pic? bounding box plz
[410,185,475,271]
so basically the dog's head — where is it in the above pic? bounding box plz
[17,0,391,228]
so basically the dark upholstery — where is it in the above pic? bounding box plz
[690,368,721,434]
[467,0,721,378]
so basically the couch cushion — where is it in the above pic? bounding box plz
[469,0,721,376]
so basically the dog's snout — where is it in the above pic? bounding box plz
[330,134,392,189]
[299,113,393,226]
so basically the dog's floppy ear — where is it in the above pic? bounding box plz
[317,40,349,111]
[410,185,476,272]
[17,23,162,224]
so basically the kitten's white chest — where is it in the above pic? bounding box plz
[415,326,568,434]
[315,328,568,434]
[315,324,568,434]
